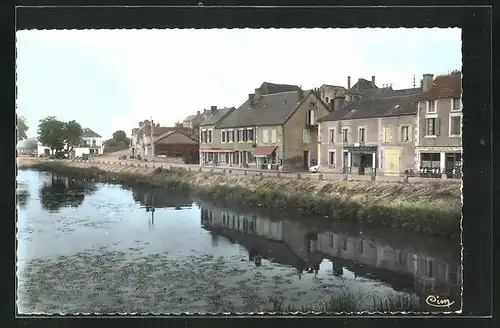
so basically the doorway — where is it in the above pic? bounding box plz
[303,151,309,169]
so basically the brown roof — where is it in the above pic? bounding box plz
[153,130,197,144]
[419,75,462,101]
[139,125,192,136]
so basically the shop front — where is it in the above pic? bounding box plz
[253,146,279,170]
[417,148,462,179]
[343,145,378,175]
[200,148,234,166]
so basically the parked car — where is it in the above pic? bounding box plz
[309,164,319,173]
[82,154,89,160]
[118,155,127,160]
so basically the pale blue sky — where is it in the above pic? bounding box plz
[16,28,461,140]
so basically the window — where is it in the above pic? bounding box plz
[358,128,366,142]
[247,128,254,142]
[342,128,349,143]
[306,109,316,125]
[325,96,329,103]
[201,130,207,143]
[228,130,234,143]
[221,130,226,143]
[92,139,96,146]
[208,130,213,143]
[237,129,244,142]
[420,153,440,168]
[427,100,436,113]
[401,126,410,142]
[424,259,434,278]
[358,240,364,254]
[303,129,311,143]
[341,237,347,251]
[329,129,335,143]
[450,115,462,136]
[328,151,335,166]
[242,129,248,142]
[271,129,277,143]
[248,152,254,163]
[263,129,269,143]
[426,118,439,136]
[328,234,334,248]
[452,98,462,112]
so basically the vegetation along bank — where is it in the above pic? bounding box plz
[19,159,462,239]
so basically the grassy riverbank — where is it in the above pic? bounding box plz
[20,160,461,239]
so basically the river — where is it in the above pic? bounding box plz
[16,169,462,313]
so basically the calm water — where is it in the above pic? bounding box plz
[16,170,462,313]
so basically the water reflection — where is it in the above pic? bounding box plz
[132,186,193,210]
[17,189,30,209]
[199,203,462,306]
[39,173,97,212]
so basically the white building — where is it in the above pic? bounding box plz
[36,128,103,157]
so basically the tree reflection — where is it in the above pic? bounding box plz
[16,189,30,209]
[39,173,97,212]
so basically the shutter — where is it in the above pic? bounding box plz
[436,118,441,136]
[409,126,413,142]
[397,126,401,143]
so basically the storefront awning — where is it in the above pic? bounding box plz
[200,148,234,153]
[253,146,277,157]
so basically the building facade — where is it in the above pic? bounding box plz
[206,82,331,171]
[415,73,462,178]
[318,88,421,175]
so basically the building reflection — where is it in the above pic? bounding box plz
[199,203,462,301]
[39,173,97,212]
[131,187,193,210]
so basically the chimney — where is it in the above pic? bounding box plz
[423,74,434,92]
[334,96,345,111]
[371,76,376,86]
[347,76,351,89]
[210,105,217,113]
[329,98,335,111]
[298,88,304,101]
[255,88,261,99]
[197,110,200,116]
[139,122,144,128]
[249,93,255,106]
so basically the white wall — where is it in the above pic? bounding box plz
[37,144,51,156]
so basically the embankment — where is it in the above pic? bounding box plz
[18,159,462,239]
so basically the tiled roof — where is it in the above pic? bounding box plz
[154,130,197,144]
[82,128,101,138]
[318,88,421,122]
[419,74,462,101]
[216,90,309,129]
[199,107,236,127]
[140,125,191,136]
[183,114,197,122]
[258,82,301,95]
[346,78,378,95]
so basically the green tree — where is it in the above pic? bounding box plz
[17,115,28,142]
[37,116,65,154]
[112,130,127,143]
[23,138,38,150]
[62,120,83,153]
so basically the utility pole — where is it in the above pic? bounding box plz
[413,74,416,88]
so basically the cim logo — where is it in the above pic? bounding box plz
[425,295,455,308]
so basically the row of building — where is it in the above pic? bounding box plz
[199,203,461,296]
[130,72,462,177]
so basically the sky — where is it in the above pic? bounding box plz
[16,28,462,141]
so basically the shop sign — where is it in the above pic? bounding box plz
[344,145,378,153]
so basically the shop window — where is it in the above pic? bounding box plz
[420,153,440,168]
